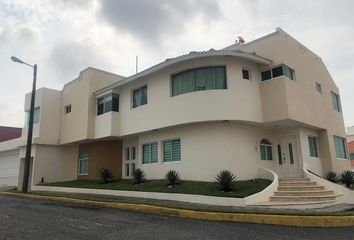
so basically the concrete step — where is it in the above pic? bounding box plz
[278,185,325,191]
[274,190,334,197]
[278,178,309,182]
[251,200,336,207]
[270,195,337,202]
[278,181,317,186]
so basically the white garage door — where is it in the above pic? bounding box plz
[0,149,19,187]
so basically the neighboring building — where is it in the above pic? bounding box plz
[348,141,354,170]
[6,28,351,190]
[0,126,21,142]
[347,126,354,142]
[0,127,21,187]
[347,126,354,170]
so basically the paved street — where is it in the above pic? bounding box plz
[0,195,353,240]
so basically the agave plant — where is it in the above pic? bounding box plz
[99,168,113,184]
[215,170,236,192]
[165,170,181,186]
[340,170,354,188]
[325,171,340,183]
[133,168,146,184]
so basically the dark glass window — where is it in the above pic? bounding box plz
[331,92,341,112]
[242,69,250,80]
[172,66,226,96]
[132,86,148,108]
[277,144,282,165]
[97,94,119,115]
[261,65,294,81]
[260,139,273,160]
[272,66,283,78]
[289,143,294,164]
[261,70,271,81]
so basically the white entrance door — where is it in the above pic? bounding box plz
[277,135,301,178]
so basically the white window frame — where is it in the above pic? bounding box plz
[315,82,322,94]
[260,139,273,161]
[141,142,158,164]
[78,153,89,176]
[131,85,148,109]
[162,138,181,163]
[242,68,251,80]
[308,136,319,158]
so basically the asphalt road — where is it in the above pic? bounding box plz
[0,195,354,240]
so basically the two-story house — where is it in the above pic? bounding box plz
[14,28,350,190]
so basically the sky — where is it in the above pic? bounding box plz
[0,0,353,128]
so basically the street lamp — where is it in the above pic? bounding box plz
[11,56,37,193]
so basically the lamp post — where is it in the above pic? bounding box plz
[11,56,37,193]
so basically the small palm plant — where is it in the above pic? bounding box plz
[325,171,340,183]
[133,168,145,184]
[340,170,354,188]
[215,170,236,192]
[165,170,181,186]
[99,168,113,184]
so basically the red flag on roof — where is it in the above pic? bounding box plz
[238,36,245,44]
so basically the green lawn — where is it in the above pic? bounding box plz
[45,179,271,198]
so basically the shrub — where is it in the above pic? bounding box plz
[340,170,354,188]
[325,171,340,183]
[99,168,113,184]
[165,170,181,186]
[215,170,236,192]
[133,168,145,184]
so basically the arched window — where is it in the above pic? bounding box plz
[78,152,89,175]
[260,139,273,160]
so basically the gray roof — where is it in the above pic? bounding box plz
[94,49,272,95]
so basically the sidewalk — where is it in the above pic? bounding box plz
[1,190,354,227]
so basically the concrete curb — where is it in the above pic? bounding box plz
[1,191,354,227]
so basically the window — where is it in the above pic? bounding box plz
[132,86,147,108]
[78,152,89,175]
[331,92,341,112]
[142,142,158,164]
[131,163,136,176]
[277,144,282,165]
[260,139,273,160]
[125,163,130,177]
[125,148,130,161]
[131,147,136,160]
[64,105,71,114]
[97,94,119,115]
[163,139,181,162]
[24,107,40,127]
[261,65,294,81]
[171,66,226,96]
[242,68,250,80]
[315,82,322,94]
[308,137,319,157]
[261,70,271,81]
[350,153,354,160]
[334,136,347,159]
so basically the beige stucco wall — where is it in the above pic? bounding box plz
[60,68,124,144]
[234,29,350,174]
[18,144,78,187]
[126,121,274,181]
[22,88,61,145]
[107,57,265,138]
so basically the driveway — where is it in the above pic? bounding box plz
[0,195,353,240]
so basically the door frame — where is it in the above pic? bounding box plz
[276,135,302,178]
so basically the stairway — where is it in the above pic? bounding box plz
[252,177,339,208]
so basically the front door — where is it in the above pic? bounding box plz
[277,135,301,178]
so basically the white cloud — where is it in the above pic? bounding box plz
[0,0,353,127]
